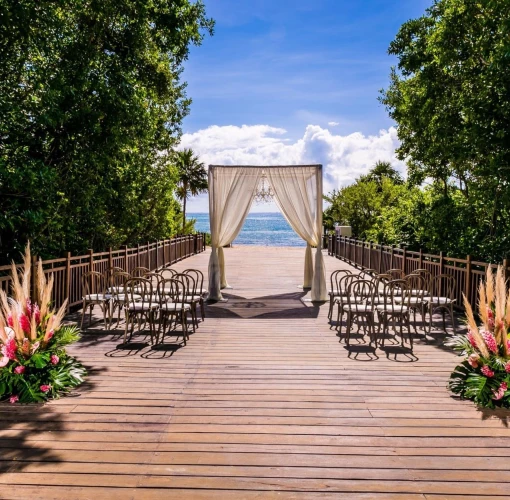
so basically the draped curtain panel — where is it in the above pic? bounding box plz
[207,165,327,302]
[208,166,262,300]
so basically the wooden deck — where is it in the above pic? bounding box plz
[2,246,510,499]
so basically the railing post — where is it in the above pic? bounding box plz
[440,251,445,275]
[65,251,71,313]
[88,249,94,293]
[419,248,423,269]
[378,244,383,273]
[503,258,509,283]
[156,241,159,269]
[368,241,372,269]
[108,247,113,270]
[390,245,394,269]
[147,242,151,269]
[361,239,365,269]
[465,254,471,307]
[123,245,128,272]
[402,246,407,273]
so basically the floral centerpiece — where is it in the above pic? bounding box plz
[447,266,510,408]
[0,245,86,403]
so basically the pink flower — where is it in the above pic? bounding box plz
[487,308,495,331]
[44,330,54,342]
[22,338,30,356]
[1,338,18,360]
[7,314,13,327]
[493,382,508,401]
[507,339,510,351]
[19,313,30,334]
[50,355,59,365]
[40,385,51,393]
[468,353,480,368]
[33,304,41,325]
[481,365,495,378]
[14,365,25,375]
[9,395,19,404]
[505,362,510,373]
[467,330,478,348]
[0,356,9,367]
[482,331,498,354]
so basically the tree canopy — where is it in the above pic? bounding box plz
[0,0,213,261]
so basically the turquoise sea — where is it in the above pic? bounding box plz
[190,213,305,247]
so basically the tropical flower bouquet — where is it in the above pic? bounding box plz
[447,266,510,408]
[0,245,86,404]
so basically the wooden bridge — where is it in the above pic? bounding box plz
[1,246,509,499]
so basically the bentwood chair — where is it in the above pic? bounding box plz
[131,266,150,277]
[328,269,352,320]
[343,280,378,346]
[184,269,207,320]
[376,279,413,349]
[123,277,159,344]
[81,272,111,329]
[174,272,200,330]
[427,274,456,334]
[387,268,406,280]
[334,274,359,334]
[158,278,191,345]
[397,274,428,334]
[109,271,134,326]
[413,268,432,296]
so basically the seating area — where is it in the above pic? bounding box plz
[80,265,208,346]
[329,267,456,350]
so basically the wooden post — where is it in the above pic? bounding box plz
[156,241,159,269]
[419,248,423,269]
[147,242,151,270]
[108,247,113,271]
[137,244,141,267]
[390,245,395,269]
[440,251,445,275]
[503,258,509,283]
[123,245,128,272]
[361,239,365,269]
[65,251,71,313]
[88,249,94,293]
[368,241,372,269]
[465,254,472,307]
[402,246,407,273]
[378,243,383,273]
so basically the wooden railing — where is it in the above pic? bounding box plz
[0,234,206,312]
[327,235,508,310]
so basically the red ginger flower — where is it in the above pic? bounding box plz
[482,331,498,354]
[481,365,495,378]
[19,313,30,334]
[493,382,508,401]
[505,362,510,373]
[40,385,51,393]
[1,338,18,361]
[50,355,59,365]
[14,365,25,375]
[467,330,478,349]
[9,395,19,404]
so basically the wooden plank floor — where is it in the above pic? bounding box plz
[2,246,510,499]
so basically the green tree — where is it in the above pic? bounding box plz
[360,161,403,186]
[0,0,214,261]
[174,149,208,233]
[379,0,510,260]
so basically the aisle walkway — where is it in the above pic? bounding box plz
[1,247,509,499]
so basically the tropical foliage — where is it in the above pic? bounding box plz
[0,246,86,404]
[447,266,510,408]
[175,149,208,233]
[0,1,214,262]
[374,0,510,262]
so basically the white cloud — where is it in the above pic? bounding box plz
[328,121,340,126]
[181,124,404,212]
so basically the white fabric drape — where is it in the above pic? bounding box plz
[266,166,327,301]
[208,166,262,300]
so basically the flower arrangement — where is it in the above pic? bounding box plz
[447,265,510,408]
[0,245,86,404]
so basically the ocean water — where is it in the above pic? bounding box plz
[190,213,305,247]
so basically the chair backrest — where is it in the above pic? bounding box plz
[132,266,150,277]
[430,274,456,300]
[330,269,352,294]
[405,274,427,301]
[388,268,405,280]
[110,271,130,293]
[82,271,106,296]
[413,268,433,290]
[383,279,410,310]
[124,277,153,305]
[174,272,197,297]
[104,266,124,280]
[374,273,392,294]
[184,269,204,292]
[160,278,187,308]
[157,268,177,280]
[346,279,376,312]
[145,272,164,300]
[360,268,377,280]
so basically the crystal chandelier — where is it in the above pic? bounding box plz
[254,173,274,204]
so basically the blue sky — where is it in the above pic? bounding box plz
[181,0,431,212]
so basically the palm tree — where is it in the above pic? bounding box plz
[175,149,208,233]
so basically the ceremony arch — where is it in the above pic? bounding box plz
[207,165,327,302]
